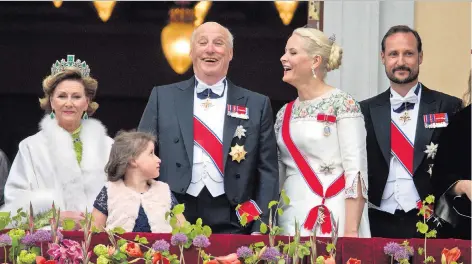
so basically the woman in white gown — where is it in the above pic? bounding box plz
[276,27,370,237]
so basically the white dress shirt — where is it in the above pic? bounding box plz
[187,76,228,197]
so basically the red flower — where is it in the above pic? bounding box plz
[36,256,46,264]
[347,258,361,264]
[152,252,170,264]
[126,242,143,258]
[441,247,461,264]
[44,261,57,264]
[416,201,434,219]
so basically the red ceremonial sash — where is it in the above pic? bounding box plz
[193,116,224,176]
[281,101,345,234]
[391,120,414,176]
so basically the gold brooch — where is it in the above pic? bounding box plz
[229,144,247,163]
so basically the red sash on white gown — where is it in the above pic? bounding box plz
[281,101,345,234]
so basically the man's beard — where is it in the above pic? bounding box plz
[386,66,419,84]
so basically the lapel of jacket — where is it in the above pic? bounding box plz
[370,89,392,166]
[413,85,437,174]
[174,77,196,164]
[222,80,247,172]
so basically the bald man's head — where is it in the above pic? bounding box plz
[190,22,234,85]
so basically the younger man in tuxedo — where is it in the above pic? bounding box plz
[360,25,462,238]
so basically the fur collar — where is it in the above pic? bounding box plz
[39,115,111,211]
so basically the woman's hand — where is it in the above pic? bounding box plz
[454,180,472,200]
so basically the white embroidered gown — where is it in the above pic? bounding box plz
[275,89,371,237]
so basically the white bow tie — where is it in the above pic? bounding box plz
[196,80,225,96]
[390,93,418,110]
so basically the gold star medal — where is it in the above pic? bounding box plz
[229,144,247,163]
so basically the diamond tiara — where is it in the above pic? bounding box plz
[51,54,91,77]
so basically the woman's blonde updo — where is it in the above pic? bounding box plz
[39,67,99,116]
[293,27,343,77]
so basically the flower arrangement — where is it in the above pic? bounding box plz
[235,190,343,264]
[383,241,414,264]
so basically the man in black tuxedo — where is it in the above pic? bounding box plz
[360,25,462,238]
[138,22,279,234]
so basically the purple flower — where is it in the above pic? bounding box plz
[405,245,414,256]
[384,242,402,256]
[33,230,52,243]
[21,234,36,246]
[236,246,253,258]
[260,247,281,262]
[152,239,170,252]
[170,233,188,246]
[394,248,410,261]
[0,234,11,246]
[192,235,210,248]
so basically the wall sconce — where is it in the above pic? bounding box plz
[52,1,62,8]
[274,1,299,26]
[161,6,195,74]
[194,1,212,27]
[93,1,116,22]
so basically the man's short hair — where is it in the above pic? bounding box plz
[381,25,422,53]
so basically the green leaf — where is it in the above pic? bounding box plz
[425,256,436,263]
[240,213,248,227]
[165,212,171,220]
[416,222,429,234]
[259,223,268,234]
[112,227,126,235]
[425,195,435,205]
[326,243,335,253]
[418,247,424,255]
[277,208,284,216]
[62,219,76,231]
[170,217,178,228]
[196,218,203,227]
[139,237,149,244]
[235,204,241,211]
[254,242,265,248]
[134,235,140,242]
[202,226,212,237]
[117,238,127,247]
[268,201,278,209]
[30,247,41,256]
[281,190,290,205]
[172,204,185,215]
[278,259,286,264]
[426,229,437,238]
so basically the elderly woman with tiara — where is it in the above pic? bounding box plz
[1,55,113,224]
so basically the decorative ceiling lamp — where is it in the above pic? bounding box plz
[274,1,299,25]
[93,1,116,22]
[52,1,63,8]
[194,1,212,27]
[161,4,195,74]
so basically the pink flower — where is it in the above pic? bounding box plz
[47,239,83,264]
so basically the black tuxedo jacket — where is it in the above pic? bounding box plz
[137,77,279,232]
[360,85,462,206]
